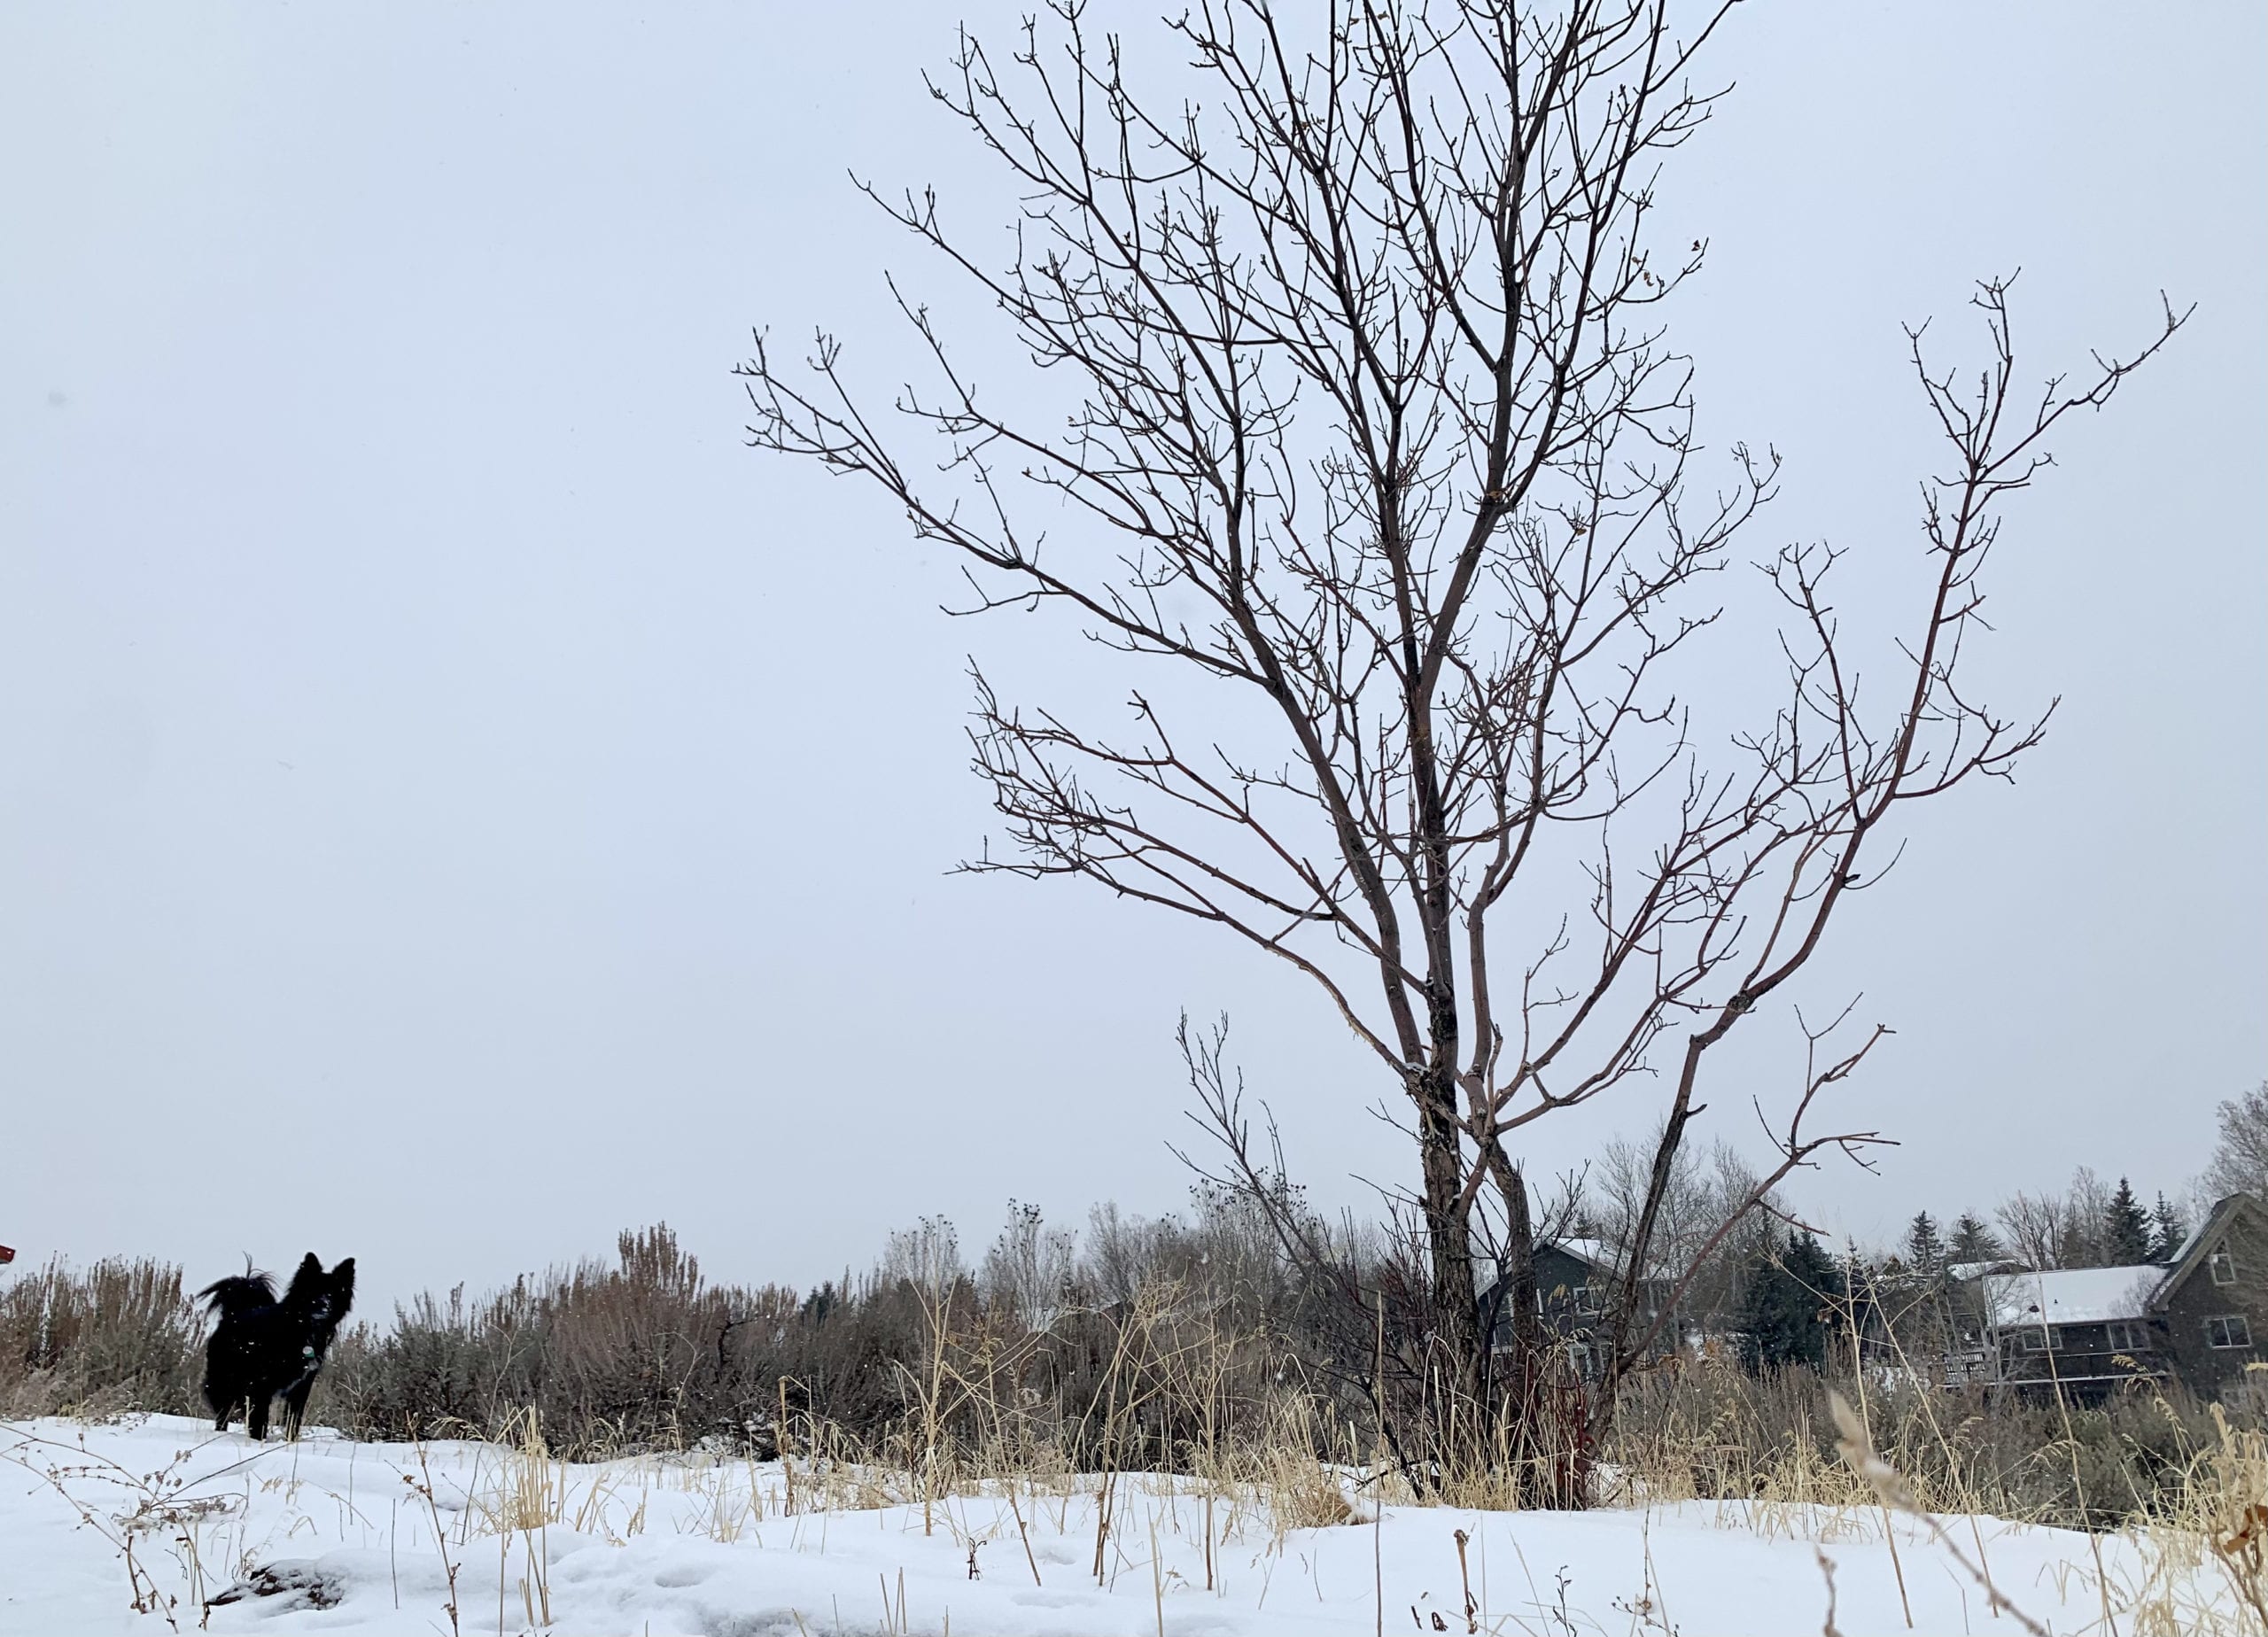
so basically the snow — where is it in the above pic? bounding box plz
[1984,1266,2165,1328]
[0,1415,2238,1635]
[1548,1237,1619,1271]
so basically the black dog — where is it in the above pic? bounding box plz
[200,1253,355,1440]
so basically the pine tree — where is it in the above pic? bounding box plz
[2104,1177,2153,1265]
[2150,1192,2189,1262]
[1947,1211,2000,1264]
[1737,1230,1846,1372]
[1904,1211,1945,1273]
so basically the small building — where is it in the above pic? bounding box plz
[1480,1237,1674,1380]
[1982,1265,2171,1393]
[1975,1193,2267,1400]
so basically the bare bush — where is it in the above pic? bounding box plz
[0,1256,203,1419]
[323,1226,805,1454]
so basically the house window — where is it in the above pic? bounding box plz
[2106,1320,2153,1354]
[2207,1315,2253,1350]
[2016,1326,2059,1353]
[2211,1244,2238,1285]
[1572,1284,1601,1316]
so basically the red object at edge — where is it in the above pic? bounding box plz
[0,1245,15,1265]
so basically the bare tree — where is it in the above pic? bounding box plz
[2208,1082,2268,1200]
[740,0,2179,1446]
[1994,1190,2070,1272]
[1991,1166,2148,1270]
[1590,1123,1768,1339]
[880,1217,966,1293]
[980,1201,1079,1330]
[2062,1166,2116,1266]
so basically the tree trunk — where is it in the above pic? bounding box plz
[1415,1062,1480,1378]
[1480,1139,1589,1501]
[1487,1144,1541,1366]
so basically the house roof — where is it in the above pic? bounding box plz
[1525,1237,1675,1284]
[1545,1237,1617,1273]
[1480,1237,1672,1310]
[1984,1266,2166,1329]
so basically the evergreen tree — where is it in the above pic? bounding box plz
[1947,1211,2000,1263]
[2150,1192,2190,1261]
[1737,1230,1846,1372]
[2104,1177,2153,1264]
[1904,1211,1945,1273]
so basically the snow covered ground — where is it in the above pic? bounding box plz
[0,1415,2241,1635]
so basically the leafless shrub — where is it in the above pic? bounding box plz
[322,1225,806,1455]
[0,1256,203,1419]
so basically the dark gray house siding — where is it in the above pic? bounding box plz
[1481,1240,1673,1379]
[1990,1311,2170,1392]
[2154,1197,2268,1394]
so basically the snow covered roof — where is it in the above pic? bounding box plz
[1984,1266,2166,1329]
[1546,1237,1618,1273]
[1526,1237,1674,1284]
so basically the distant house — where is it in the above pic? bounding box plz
[1480,1237,1675,1380]
[1982,1265,2173,1393]
[1971,1193,2268,1400]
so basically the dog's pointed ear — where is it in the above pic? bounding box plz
[299,1252,322,1275]
[330,1258,356,1301]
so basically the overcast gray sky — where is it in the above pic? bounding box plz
[3,3,2261,1312]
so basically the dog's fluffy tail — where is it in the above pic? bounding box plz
[198,1273,276,1317]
